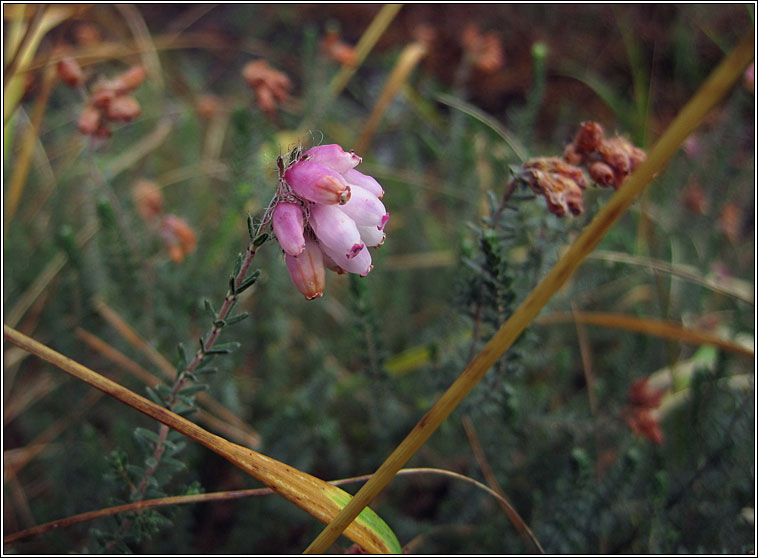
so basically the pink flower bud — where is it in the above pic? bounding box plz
[285,238,326,300]
[309,203,364,260]
[285,160,351,205]
[344,169,384,199]
[272,202,306,256]
[338,184,389,230]
[302,144,362,174]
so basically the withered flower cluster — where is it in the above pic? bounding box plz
[564,121,646,190]
[623,377,664,445]
[132,179,197,264]
[242,60,292,119]
[514,121,646,217]
[76,65,146,139]
[518,157,587,217]
[320,29,358,67]
[461,24,504,74]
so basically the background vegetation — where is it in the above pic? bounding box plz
[4,4,754,554]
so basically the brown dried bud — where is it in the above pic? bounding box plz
[195,94,223,119]
[589,161,615,188]
[74,23,101,46]
[572,121,604,153]
[461,24,504,74]
[77,105,101,135]
[718,203,742,245]
[91,86,116,108]
[160,214,197,263]
[106,95,141,121]
[112,65,146,94]
[563,143,583,166]
[132,179,164,221]
[321,30,358,67]
[242,60,292,117]
[681,183,709,215]
[57,56,84,87]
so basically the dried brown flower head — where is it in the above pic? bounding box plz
[160,214,197,264]
[242,59,292,118]
[563,121,646,189]
[681,182,709,215]
[519,157,587,217]
[623,377,665,445]
[461,24,504,73]
[132,179,164,222]
[321,29,358,67]
[195,94,224,119]
[105,95,141,122]
[77,65,146,138]
[57,56,84,87]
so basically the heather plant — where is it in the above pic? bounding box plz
[4,5,755,555]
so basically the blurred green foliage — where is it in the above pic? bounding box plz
[4,4,754,554]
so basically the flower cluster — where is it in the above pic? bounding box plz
[511,121,646,217]
[461,24,504,74]
[272,144,388,300]
[132,179,197,264]
[518,157,588,217]
[76,65,146,138]
[563,121,646,190]
[242,59,292,119]
[320,28,358,67]
[623,377,664,445]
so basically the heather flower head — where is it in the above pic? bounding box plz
[271,144,388,300]
[564,121,646,190]
[77,65,146,139]
[160,214,197,264]
[518,157,587,217]
[242,59,292,119]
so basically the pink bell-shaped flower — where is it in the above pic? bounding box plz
[272,202,306,256]
[284,160,351,205]
[285,237,326,300]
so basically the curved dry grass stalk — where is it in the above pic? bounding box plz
[588,250,754,305]
[536,311,754,359]
[303,31,755,554]
[4,467,538,549]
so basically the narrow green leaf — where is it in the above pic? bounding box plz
[253,232,268,247]
[233,252,243,277]
[247,215,256,241]
[145,386,165,406]
[203,299,217,320]
[178,384,209,397]
[225,312,249,325]
[236,270,261,293]
[134,427,161,445]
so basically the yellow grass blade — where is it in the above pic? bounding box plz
[354,41,427,153]
[303,31,755,554]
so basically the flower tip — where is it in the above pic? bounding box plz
[360,265,374,278]
[305,291,324,300]
[339,185,351,205]
[379,212,390,230]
